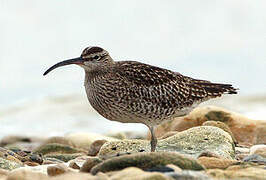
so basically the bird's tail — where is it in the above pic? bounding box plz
[191,79,238,97]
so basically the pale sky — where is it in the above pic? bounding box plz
[1,0,266,106]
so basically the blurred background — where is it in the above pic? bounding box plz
[1,0,266,138]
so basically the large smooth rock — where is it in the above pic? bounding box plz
[99,126,235,159]
[0,158,23,170]
[90,152,204,175]
[154,106,266,146]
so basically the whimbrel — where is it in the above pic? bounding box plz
[44,46,237,152]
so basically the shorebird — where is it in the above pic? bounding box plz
[43,46,237,152]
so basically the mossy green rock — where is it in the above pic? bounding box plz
[33,143,86,155]
[44,153,85,162]
[90,152,204,175]
[0,157,23,170]
[99,126,235,159]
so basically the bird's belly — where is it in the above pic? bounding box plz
[85,84,200,126]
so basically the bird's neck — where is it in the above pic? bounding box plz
[84,63,113,86]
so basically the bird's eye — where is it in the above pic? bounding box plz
[93,55,100,60]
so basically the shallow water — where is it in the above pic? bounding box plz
[1,94,265,139]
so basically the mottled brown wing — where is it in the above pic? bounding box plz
[113,61,193,118]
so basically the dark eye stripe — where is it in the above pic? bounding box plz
[93,55,100,59]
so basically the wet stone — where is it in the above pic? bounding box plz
[90,152,204,175]
[99,126,235,160]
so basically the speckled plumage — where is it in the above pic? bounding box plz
[44,46,238,152]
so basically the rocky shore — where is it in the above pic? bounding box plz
[0,106,265,180]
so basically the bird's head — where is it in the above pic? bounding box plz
[43,46,113,75]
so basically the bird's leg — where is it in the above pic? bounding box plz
[149,126,157,152]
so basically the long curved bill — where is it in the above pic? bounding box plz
[43,57,83,76]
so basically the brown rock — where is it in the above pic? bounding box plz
[80,157,103,172]
[24,161,40,166]
[87,140,107,156]
[68,161,80,170]
[154,106,266,145]
[68,156,91,170]
[47,163,71,177]
[198,157,238,169]
[256,122,266,144]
